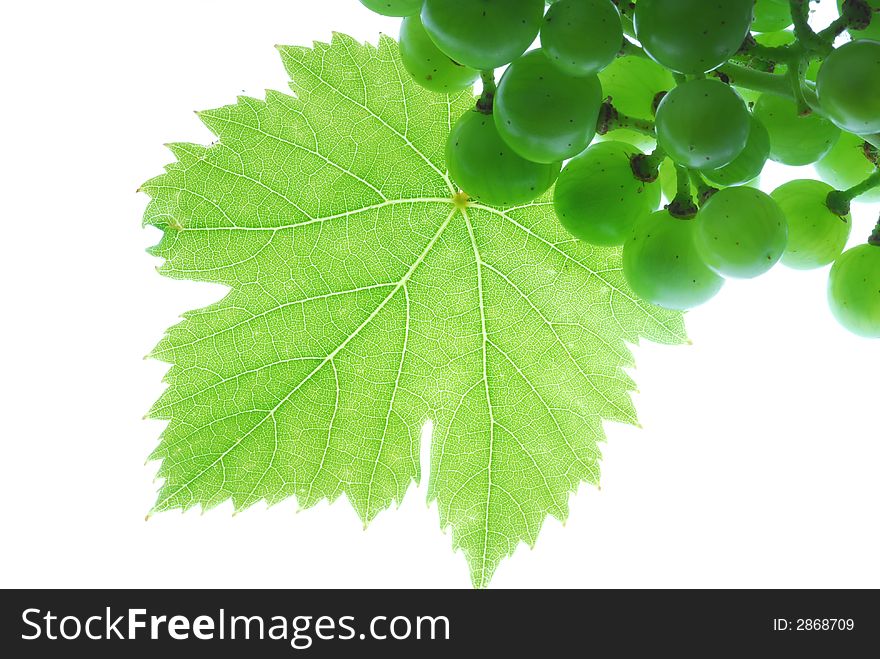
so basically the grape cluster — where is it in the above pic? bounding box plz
[360,0,880,338]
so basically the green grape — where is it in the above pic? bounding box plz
[360,0,423,16]
[399,15,479,93]
[541,0,622,77]
[771,180,852,270]
[634,0,754,74]
[623,211,725,310]
[818,40,880,135]
[494,49,602,164]
[597,55,673,149]
[655,79,750,169]
[828,243,880,338]
[702,116,770,187]
[421,0,544,70]
[753,94,840,166]
[446,109,561,206]
[815,132,880,204]
[553,141,661,246]
[694,187,788,279]
[752,0,792,33]
[837,0,880,41]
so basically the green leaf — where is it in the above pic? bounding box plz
[142,34,687,587]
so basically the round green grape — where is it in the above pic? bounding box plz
[597,55,673,149]
[753,94,841,166]
[446,109,561,206]
[655,78,750,169]
[623,211,725,310]
[360,0,423,16]
[694,187,788,278]
[771,179,852,270]
[634,0,755,74]
[421,0,545,70]
[815,132,880,204]
[837,0,880,41]
[752,0,793,33]
[828,243,880,338]
[400,15,479,93]
[818,40,880,135]
[553,141,661,246]
[541,0,622,77]
[702,116,770,187]
[494,49,602,164]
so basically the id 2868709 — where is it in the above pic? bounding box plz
[772,619,855,632]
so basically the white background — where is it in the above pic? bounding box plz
[1,0,878,589]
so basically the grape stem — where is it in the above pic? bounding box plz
[621,33,880,150]
[789,0,830,55]
[688,170,719,206]
[716,61,829,121]
[864,133,880,151]
[826,169,880,216]
[667,164,699,219]
[835,0,876,35]
[596,99,656,137]
[612,0,636,39]
[630,146,665,183]
[786,56,811,116]
[870,218,880,246]
[735,37,790,69]
[476,70,496,114]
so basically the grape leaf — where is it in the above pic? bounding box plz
[141,34,687,587]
